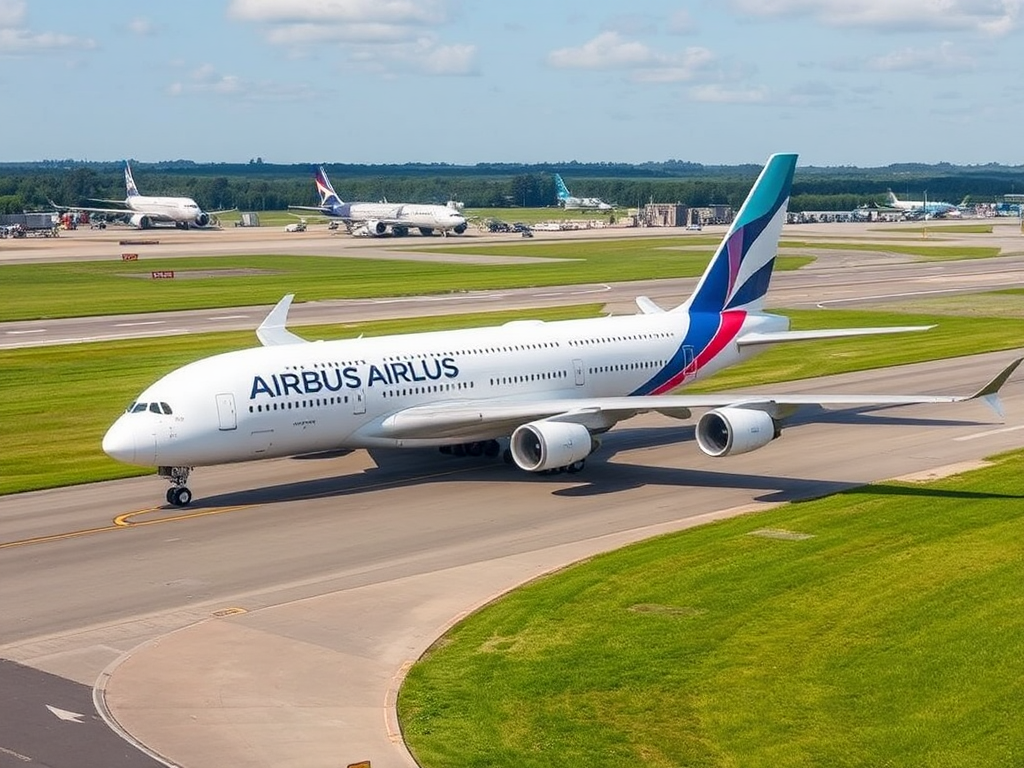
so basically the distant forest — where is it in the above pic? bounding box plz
[1,158,1023,214]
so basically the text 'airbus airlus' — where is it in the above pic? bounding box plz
[103,153,1021,506]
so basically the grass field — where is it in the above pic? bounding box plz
[399,448,1024,768]
[0,249,808,323]
[3,299,1024,496]
[778,241,1001,260]
[870,223,995,234]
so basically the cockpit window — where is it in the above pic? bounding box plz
[131,402,148,413]
[149,403,161,413]
[160,402,173,414]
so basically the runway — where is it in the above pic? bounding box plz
[1,223,1023,767]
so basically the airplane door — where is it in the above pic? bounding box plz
[215,393,237,431]
[572,358,585,387]
[682,346,696,378]
[352,389,366,415]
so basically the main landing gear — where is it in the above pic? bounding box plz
[159,466,193,507]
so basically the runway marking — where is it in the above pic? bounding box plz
[208,315,250,320]
[953,424,1024,442]
[114,320,164,327]
[5,328,45,334]
[1,466,481,550]
[816,286,1015,307]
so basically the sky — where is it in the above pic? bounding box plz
[1,0,1022,167]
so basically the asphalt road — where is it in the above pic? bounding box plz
[1,222,1023,767]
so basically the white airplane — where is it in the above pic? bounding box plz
[555,173,613,211]
[290,166,468,237]
[886,190,962,219]
[103,153,1021,507]
[54,162,227,229]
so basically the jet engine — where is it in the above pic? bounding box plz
[129,213,153,229]
[453,221,467,234]
[695,407,779,457]
[195,212,210,227]
[509,420,594,472]
[365,219,387,236]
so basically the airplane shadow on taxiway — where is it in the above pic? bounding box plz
[183,405,1014,511]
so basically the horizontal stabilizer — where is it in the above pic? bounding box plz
[635,296,665,315]
[256,294,308,346]
[736,326,934,348]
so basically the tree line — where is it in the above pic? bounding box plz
[1,160,1022,214]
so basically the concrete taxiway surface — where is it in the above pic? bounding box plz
[2,352,1023,767]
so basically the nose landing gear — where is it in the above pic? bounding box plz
[159,466,194,507]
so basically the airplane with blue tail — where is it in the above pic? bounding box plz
[103,153,1021,506]
[554,173,613,210]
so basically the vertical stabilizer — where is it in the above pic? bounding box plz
[124,161,140,198]
[554,173,571,201]
[314,166,344,208]
[682,153,797,314]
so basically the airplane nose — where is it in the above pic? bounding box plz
[102,418,137,464]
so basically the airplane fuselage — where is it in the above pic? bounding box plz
[324,201,467,234]
[103,310,787,468]
[125,195,209,226]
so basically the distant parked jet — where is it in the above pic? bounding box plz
[291,166,467,237]
[886,190,962,219]
[554,173,613,211]
[54,162,228,229]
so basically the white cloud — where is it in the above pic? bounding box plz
[689,83,769,103]
[0,27,95,53]
[868,41,976,73]
[667,9,697,34]
[168,63,316,101]
[422,43,478,75]
[0,1,95,54]
[227,0,473,77]
[0,0,26,27]
[127,17,157,37]
[228,0,448,25]
[547,31,715,82]
[728,0,1022,35]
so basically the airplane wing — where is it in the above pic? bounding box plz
[52,203,177,223]
[367,357,1022,441]
[735,325,934,347]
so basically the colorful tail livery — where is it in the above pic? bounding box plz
[103,152,1020,507]
[685,153,796,314]
[314,166,343,208]
[554,173,571,200]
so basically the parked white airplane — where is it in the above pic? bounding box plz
[555,173,613,211]
[103,153,1021,507]
[886,189,962,219]
[290,166,467,237]
[56,162,227,229]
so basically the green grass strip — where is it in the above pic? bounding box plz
[399,449,1024,768]
[0,250,808,322]
[779,241,1001,260]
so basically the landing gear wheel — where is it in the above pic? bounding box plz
[566,459,586,474]
[166,487,176,505]
[171,487,192,507]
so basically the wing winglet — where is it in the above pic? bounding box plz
[256,294,308,346]
[966,357,1023,418]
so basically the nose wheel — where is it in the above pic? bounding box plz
[159,466,194,507]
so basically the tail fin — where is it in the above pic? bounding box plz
[124,161,140,198]
[886,189,899,206]
[554,173,571,200]
[683,153,797,315]
[314,166,343,207]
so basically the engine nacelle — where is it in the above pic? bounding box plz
[129,213,153,229]
[695,407,779,457]
[195,212,210,227]
[509,420,594,472]
[365,219,387,236]
[453,221,467,234]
